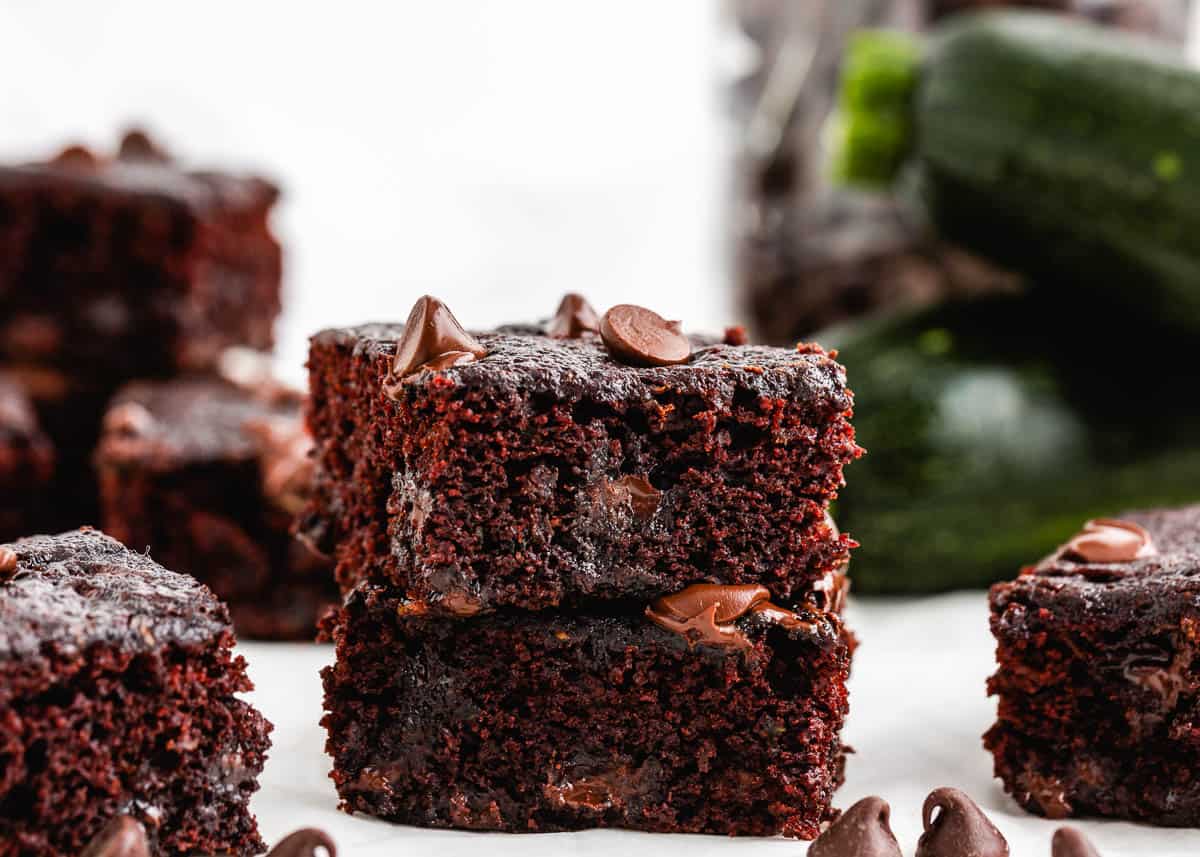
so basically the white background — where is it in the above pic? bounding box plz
[3,2,1200,854]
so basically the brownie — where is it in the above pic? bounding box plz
[0,130,282,382]
[94,370,336,640]
[0,529,272,856]
[0,374,54,540]
[321,580,851,837]
[304,297,859,614]
[985,505,1200,825]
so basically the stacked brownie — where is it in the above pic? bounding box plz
[308,294,861,836]
[0,529,272,855]
[0,129,281,528]
[987,506,1200,826]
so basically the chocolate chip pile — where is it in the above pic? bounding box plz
[809,788,1103,856]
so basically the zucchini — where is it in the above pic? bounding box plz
[834,12,1200,332]
[828,291,1200,592]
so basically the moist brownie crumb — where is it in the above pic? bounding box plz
[986,504,1200,825]
[94,375,336,640]
[0,529,271,856]
[321,582,851,837]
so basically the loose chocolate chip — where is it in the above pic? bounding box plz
[80,816,150,857]
[0,546,17,583]
[599,304,691,367]
[266,827,337,857]
[1062,518,1155,564]
[117,129,171,163]
[546,293,600,339]
[916,788,1009,857]
[808,796,902,857]
[1052,827,1101,857]
[388,296,487,385]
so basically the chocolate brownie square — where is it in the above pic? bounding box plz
[304,295,859,614]
[985,506,1200,825]
[0,373,54,540]
[0,129,281,382]
[321,580,850,837]
[0,529,272,856]
[94,369,336,640]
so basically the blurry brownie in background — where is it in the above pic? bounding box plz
[729,0,1190,343]
[0,374,53,541]
[322,581,851,837]
[986,507,1200,825]
[0,129,283,529]
[95,356,334,640]
[0,129,281,380]
[0,529,271,855]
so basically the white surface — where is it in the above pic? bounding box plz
[240,593,1200,857]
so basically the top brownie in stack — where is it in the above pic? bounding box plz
[0,130,281,382]
[305,294,859,614]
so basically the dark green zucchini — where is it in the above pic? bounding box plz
[835,11,1200,333]
[828,291,1200,592]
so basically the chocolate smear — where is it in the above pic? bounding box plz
[916,787,1009,857]
[600,304,691,367]
[1062,518,1155,564]
[808,796,902,857]
[646,583,810,649]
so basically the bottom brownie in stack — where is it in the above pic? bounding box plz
[322,579,851,838]
[0,529,271,856]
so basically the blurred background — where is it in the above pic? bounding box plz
[2,0,1199,593]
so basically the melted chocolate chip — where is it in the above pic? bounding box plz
[915,788,1009,857]
[546,293,600,339]
[438,590,484,617]
[809,796,902,857]
[646,583,809,649]
[80,816,150,857]
[1052,827,1101,857]
[117,129,170,163]
[599,304,691,367]
[609,475,662,522]
[0,546,17,583]
[387,296,487,387]
[1062,518,1156,564]
[266,827,337,857]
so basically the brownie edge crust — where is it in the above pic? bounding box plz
[986,505,1200,826]
[0,529,272,857]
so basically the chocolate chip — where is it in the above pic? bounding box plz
[1062,518,1155,564]
[388,296,486,386]
[0,547,17,583]
[266,827,337,857]
[916,788,1009,857]
[809,796,902,857]
[51,144,98,169]
[1052,827,1101,857]
[723,325,748,346]
[80,816,150,857]
[117,129,170,163]
[599,304,691,367]
[546,293,600,339]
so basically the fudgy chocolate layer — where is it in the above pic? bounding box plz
[0,530,271,856]
[986,504,1200,825]
[321,583,851,837]
[306,322,859,613]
